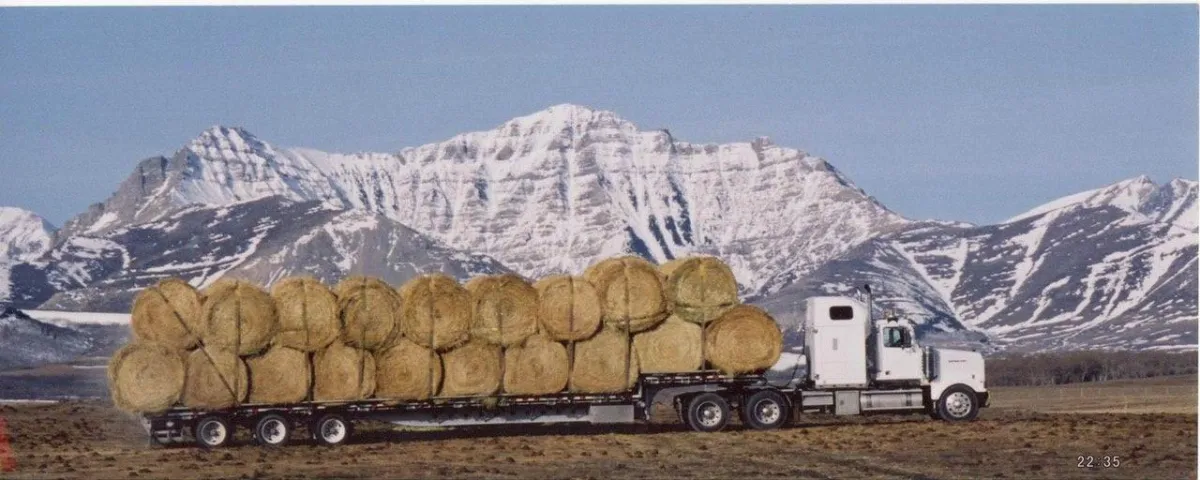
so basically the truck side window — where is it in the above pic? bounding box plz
[829,306,854,320]
[884,327,904,348]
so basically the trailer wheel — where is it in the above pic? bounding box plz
[685,393,730,433]
[741,390,789,430]
[312,414,352,446]
[936,385,979,422]
[254,414,292,447]
[193,416,233,449]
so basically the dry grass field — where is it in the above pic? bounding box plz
[0,375,1195,480]
[990,374,1197,414]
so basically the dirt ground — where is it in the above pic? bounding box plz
[1,378,1195,480]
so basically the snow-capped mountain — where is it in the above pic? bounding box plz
[0,306,94,370]
[1,105,1195,353]
[0,207,55,304]
[58,104,909,293]
[17,196,508,312]
[757,176,1198,351]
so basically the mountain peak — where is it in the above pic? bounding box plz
[499,104,633,136]
[190,125,271,156]
[0,206,55,265]
[1006,175,1197,227]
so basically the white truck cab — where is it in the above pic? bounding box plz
[797,295,988,421]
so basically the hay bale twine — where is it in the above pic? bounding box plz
[182,348,249,409]
[503,334,568,395]
[374,337,442,401]
[704,305,783,374]
[661,256,739,324]
[271,276,340,352]
[584,256,670,333]
[633,315,703,373]
[335,276,401,351]
[569,327,639,393]
[313,341,376,401]
[107,342,185,413]
[398,274,471,351]
[129,278,204,350]
[465,274,539,347]
[439,340,502,397]
[246,345,311,404]
[200,279,278,356]
[533,275,602,342]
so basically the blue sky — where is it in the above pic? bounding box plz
[1,6,1196,226]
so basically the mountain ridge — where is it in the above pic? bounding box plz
[0,104,1195,353]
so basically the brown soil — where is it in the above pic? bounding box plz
[0,380,1195,479]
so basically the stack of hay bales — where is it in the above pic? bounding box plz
[107,254,784,415]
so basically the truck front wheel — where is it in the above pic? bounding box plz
[936,385,979,422]
[685,393,730,433]
[741,390,789,430]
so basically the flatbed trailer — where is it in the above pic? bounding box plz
[144,371,775,448]
[143,367,987,448]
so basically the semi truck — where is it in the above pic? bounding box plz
[143,292,989,448]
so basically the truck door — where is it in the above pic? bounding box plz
[875,325,923,382]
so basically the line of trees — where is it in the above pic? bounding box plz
[985,350,1198,387]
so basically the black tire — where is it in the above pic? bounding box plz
[254,414,292,447]
[685,393,730,433]
[741,390,789,430]
[312,414,353,446]
[936,385,980,422]
[193,416,233,449]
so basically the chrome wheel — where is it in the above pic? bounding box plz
[945,392,972,418]
[194,417,232,448]
[318,417,348,444]
[697,402,723,428]
[201,422,227,445]
[256,416,290,446]
[753,399,782,425]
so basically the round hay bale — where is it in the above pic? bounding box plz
[398,274,471,351]
[129,278,204,350]
[583,256,670,333]
[374,337,442,401]
[332,275,393,298]
[704,305,783,374]
[335,276,401,351]
[439,340,502,397]
[313,341,376,401]
[533,275,602,342]
[107,342,185,413]
[200,279,278,356]
[661,256,739,324]
[503,335,568,395]
[569,327,639,393]
[182,348,249,409]
[246,345,311,404]
[633,315,703,373]
[465,274,539,347]
[271,276,340,352]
